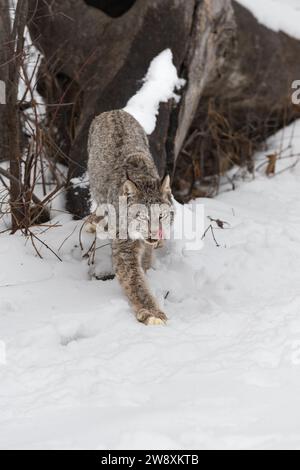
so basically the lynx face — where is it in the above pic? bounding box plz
[122,175,175,245]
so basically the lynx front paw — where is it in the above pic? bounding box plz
[146,316,166,326]
[137,309,168,326]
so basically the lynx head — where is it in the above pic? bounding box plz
[122,175,175,245]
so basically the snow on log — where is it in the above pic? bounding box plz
[124,49,185,135]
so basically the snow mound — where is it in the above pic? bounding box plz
[124,49,185,135]
[70,172,89,190]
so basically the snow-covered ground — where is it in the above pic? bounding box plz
[1,119,300,449]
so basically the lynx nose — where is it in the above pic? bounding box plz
[149,227,163,242]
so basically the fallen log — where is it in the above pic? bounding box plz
[25,0,300,215]
[27,0,234,217]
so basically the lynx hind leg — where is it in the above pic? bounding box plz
[85,222,97,234]
[84,213,98,233]
[84,213,107,234]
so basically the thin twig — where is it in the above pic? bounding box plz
[201,225,220,247]
[28,229,63,262]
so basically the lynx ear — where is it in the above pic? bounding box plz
[123,180,138,197]
[161,175,171,195]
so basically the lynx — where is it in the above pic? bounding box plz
[88,110,174,325]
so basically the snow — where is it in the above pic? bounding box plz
[1,120,300,449]
[70,172,90,190]
[236,0,300,40]
[124,49,186,134]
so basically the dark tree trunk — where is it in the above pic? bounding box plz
[5,0,30,232]
[0,0,10,162]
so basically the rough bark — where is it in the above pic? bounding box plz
[0,0,10,162]
[174,0,235,160]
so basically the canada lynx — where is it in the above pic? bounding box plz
[88,110,174,325]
